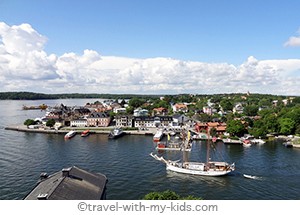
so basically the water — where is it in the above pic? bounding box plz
[0,99,300,200]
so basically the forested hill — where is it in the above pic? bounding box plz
[0,92,160,100]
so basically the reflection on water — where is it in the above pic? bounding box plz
[0,99,300,200]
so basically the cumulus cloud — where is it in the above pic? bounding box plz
[284,36,300,47]
[284,28,300,47]
[0,22,300,95]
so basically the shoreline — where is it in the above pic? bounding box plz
[4,125,155,136]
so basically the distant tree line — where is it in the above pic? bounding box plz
[0,92,161,100]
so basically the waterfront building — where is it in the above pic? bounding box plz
[87,112,111,127]
[70,118,88,127]
[195,122,227,136]
[154,116,173,127]
[134,116,173,128]
[24,166,107,200]
[134,116,155,128]
[172,114,190,126]
[115,115,134,127]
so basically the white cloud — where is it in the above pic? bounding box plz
[284,28,300,47]
[284,36,300,47]
[0,22,300,95]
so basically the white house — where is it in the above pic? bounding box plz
[70,119,87,127]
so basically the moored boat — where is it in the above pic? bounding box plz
[222,138,242,145]
[251,138,265,145]
[108,128,125,139]
[242,139,252,147]
[153,129,163,142]
[64,130,76,139]
[283,141,293,148]
[81,130,90,137]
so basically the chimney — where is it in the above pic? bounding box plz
[39,172,48,180]
[37,193,48,200]
[62,168,71,177]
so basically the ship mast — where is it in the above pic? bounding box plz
[206,127,210,164]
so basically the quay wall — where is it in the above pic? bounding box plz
[5,125,155,135]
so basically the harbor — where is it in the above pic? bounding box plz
[1,99,300,200]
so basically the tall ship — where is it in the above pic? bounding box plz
[151,127,235,176]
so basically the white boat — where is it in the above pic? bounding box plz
[150,128,235,176]
[153,129,163,142]
[108,128,125,139]
[251,138,265,145]
[283,141,293,148]
[242,139,252,147]
[64,130,76,139]
[243,174,260,179]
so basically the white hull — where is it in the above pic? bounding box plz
[166,162,233,176]
[155,147,191,152]
[153,130,163,142]
[64,131,76,139]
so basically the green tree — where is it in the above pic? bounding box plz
[24,119,36,127]
[143,190,202,200]
[278,118,295,135]
[264,114,279,133]
[46,119,56,128]
[128,97,145,108]
[198,113,211,122]
[226,120,247,137]
[249,119,267,138]
[258,98,271,107]
[295,124,300,136]
[220,99,233,112]
[243,105,259,116]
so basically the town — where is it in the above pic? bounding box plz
[18,92,300,147]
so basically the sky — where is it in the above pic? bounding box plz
[0,0,300,95]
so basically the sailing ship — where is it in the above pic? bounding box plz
[150,127,235,176]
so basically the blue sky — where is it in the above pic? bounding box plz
[0,0,300,94]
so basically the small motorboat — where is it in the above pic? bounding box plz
[243,174,259,179]
[81,130,90,137]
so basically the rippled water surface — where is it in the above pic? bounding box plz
[0,99,300,200]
